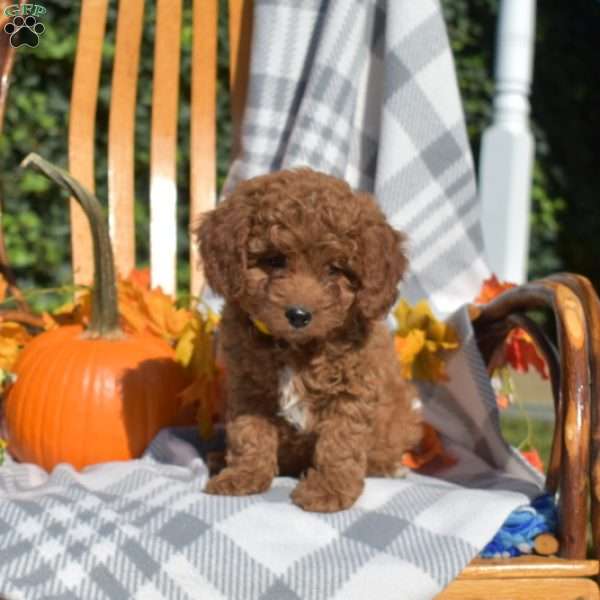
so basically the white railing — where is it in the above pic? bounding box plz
[479,0,537,283]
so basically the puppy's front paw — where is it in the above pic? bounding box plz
[291,469,363,512]
[204,467,273,496]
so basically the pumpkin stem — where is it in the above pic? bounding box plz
[21,153,122,338]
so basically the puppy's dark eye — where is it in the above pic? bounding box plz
[328,264,358,287]
[328,264,346,277]
[259,254,287,269]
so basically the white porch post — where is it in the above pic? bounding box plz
[478,0,536,283]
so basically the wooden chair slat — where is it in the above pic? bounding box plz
[68,0,109,285]
[228,0,253,159]
[149,0,182,296]
[107,0,144,280]
[189,0,218,299]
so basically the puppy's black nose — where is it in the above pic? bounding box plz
[285,306,312,328]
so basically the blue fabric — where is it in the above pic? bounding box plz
[481,493,558,558]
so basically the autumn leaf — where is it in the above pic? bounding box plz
[402,423,456,470]
[0,274,8,303]
[179,371,224,440]
[128,267,151,289]
[0,340,21,372]
[414,350,454,383]
[0,275,31,376]
[0,321,31,346]
[393,299,459,382]
[0,276,29,371]
[0,437,6,466]
[175,309,223,439]
[394,330,426,379]
[117,276,191,343]
[46,271,192,343]
[505,329,549,379]
[175,309,220,372]
[44,270,191,342]
[475,274,516,304]
[0,322,32,371]
[475,276,549,380]
[46,291,91,329]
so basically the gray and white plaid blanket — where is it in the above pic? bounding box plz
[0,1,544,599]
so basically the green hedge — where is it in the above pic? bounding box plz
[1,0,598,303]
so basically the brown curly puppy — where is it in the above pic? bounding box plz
[196,169,422,512]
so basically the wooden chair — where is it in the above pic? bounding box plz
[65,0,251,298]
[1,1,599,598]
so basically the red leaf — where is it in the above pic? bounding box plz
[505,329,549,379]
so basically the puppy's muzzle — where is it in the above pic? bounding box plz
[285,306,312,328]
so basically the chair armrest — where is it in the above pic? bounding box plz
[469,274,597,559]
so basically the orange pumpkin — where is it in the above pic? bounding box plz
[4,154,190,470]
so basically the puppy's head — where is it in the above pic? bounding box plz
[196,169,407,343]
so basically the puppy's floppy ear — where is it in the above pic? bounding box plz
[194,197,252,300]
[355,216,408,321]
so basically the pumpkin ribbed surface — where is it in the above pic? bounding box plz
[5,324,189,471]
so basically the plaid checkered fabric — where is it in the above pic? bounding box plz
[0,458,528,600]
[0,2,545,598]
[225,0,489,314]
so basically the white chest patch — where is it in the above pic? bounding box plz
[277,367,309,431]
